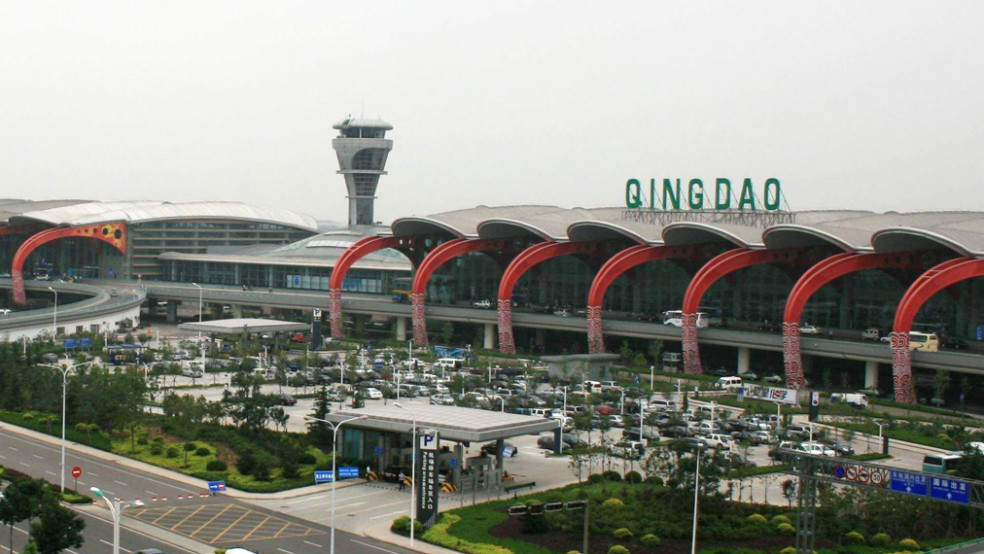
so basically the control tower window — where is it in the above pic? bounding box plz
[352,149,385,170]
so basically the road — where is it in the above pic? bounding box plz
[0,428,417,554]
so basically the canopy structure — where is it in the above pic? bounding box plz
[178,318,309,335]
[324,404,559,443]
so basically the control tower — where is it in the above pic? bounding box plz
[332,117,394,226]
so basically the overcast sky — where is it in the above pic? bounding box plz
[2,2,982,224]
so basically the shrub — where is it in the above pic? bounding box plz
[747,513,768,524]
[771,514,791,525]
[520,507,548,534]
[165,446,179,458]
[779,549,796,554]
[640,534,660,546]
[644,475,664,486]
[150,444,163,456]
[237,451,257,475]
[613,528,633,539]
[602,498,624,508]
[22,413,34,420]
[845,531,866,544]
[777,523,795,536]
[601,470,622,482]
[566,552,580,554]
[608,546,629,554]
[588,473,605,484]
[391,515,423,537]
[137,436,149,446]
[624,470,642,483]
[206,460,228,471]
[184,442,198,451]
[871,532,892,546]
[298,452,317,465]
[897,538,920,551]
[152,435,164,444]
[196,447,211,457]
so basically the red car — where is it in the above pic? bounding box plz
[594,405,616,416]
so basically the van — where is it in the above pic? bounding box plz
[830,392,868,408]
[908,332,940,352]
[662,310,709,329]
[715,376,743,390]
[923,452,963,474]
[582,380,602,393]
[434,358,463,371]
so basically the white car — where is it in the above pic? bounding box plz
[800,442,836,457]
[704,434,733,451]
[430,393,455,405]
[473,299,492,309]
[799,324,820,335]
[365,387,383,400]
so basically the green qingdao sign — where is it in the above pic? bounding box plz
[625,178,783,211]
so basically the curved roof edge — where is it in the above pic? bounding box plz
[477,219,556,241]
[566,221,650,244]
[390,217,466,239]
[762,225,858,252]
[662,222,754,248]
[871,228,974,257]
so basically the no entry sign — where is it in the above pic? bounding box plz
[71,466,82,479]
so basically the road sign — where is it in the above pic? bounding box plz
[374,445,383,456]
[418,431,440,527]
[845,466,858,481]
[858,467,870,483]
[207,480,226,493]
[338,466,359,479]
[71,466,82,479]
[314,470,334,483]
[931,476,970,504]
[833,465,845,479]
[313,308,322,318]
[449,457,457,468]
[891,470,928,496]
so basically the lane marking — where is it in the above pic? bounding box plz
[303,541,323,548]
[277,549,295,554]
[151,506,178,525]
[74,506,199,554]
[31,454,43,459]
[350,539,400,554]
[211,507,252,543]
[8,446,18,451]
[189,504,233,538]
[369,509,406,520]
[114,480,128,486]
[45,471,55,476]
[241,515,272,541]
[99,539,133,552]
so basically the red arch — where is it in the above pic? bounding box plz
[328,235,403,338]
[679,248,801,374]
[890,257,982,404]
[586,244,692,353]
[12,223,127,306]
[496,241,596,353]
[411,238,504,346]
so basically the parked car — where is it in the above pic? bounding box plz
[673,437,708,451]
[861,327,881,340]
[799,324,820,335]
[536,436,569,451]
[800,442,836,457]
[704,433,733,450]
[364,387,383,400]
[278,393,297,406]
[764,374,783,384]
[430,393,455,405]
[819,438,855,456]
[738,371,758,381]
[609,440,645,459]
[783,424,812,440]
[473,299,493,309]
[481,442,518,457]
[942,337,970,350]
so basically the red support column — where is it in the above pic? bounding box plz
[781,252,924,390]
[12,223,127,306]
[328,235,402,338]
[496,241,599,354]
[585,245,693,353]
[890,257,982,404]
[411,238,504,346]
[679,248,801,374]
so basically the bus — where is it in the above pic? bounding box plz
[909,332,939,352]
[923,452,963,474]
[662,310,709,329]
[391,277,411,303]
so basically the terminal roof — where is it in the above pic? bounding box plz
[325,403,559,442]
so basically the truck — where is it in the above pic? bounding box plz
[830,392,868,408]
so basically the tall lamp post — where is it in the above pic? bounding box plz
[691,445,703,554]
[47,286,58,338]
[303,414,368,554]
[38,359,96,494]
[395,402,418,546]
[90,487,143,554]
[191,282,204,368]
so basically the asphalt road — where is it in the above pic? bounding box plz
[0,428,416,554]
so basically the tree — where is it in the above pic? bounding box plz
[933,369,950,407]
[30,500,85,554]
[441,322,455,345]
[781,478,797,508]
[647,340,664,367]
[0,478,45,553]
[307,385,333,445]
[183,442,198,467]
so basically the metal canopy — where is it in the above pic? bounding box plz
[324,403,559,443]
[178,318,309,335]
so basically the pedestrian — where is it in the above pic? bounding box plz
[828,329,833,340]
[398,471,406,491]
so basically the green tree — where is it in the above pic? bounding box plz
[933,369,950,407]
[307,385,333,445]
[30,500,85,554]
[647,340,664,366]
[0,478,46,553]
[440,322,455,345]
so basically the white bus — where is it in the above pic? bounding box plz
[662,310,709,329]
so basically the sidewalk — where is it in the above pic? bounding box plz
[0,420,365,499]
[362,519,460,554]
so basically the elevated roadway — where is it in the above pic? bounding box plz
[139,281,984,375]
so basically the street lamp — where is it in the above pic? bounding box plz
[38,359,96,494]
[691,445,703,554]
[303,414,368,554]
[47,286,57,338]
[90,487,143,554]
[394,402,418,546]
[191,282,205,372]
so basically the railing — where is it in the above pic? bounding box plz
[0,281,146,330]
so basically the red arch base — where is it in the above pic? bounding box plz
[890,257,982,404]
[12,223,127,306]
[411,238,506,346]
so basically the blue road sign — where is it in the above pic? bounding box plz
[207,480,226,493]
[978,325,983,342]
[64,339,77,349]
[450,457,457,468]
[80,338,92,349]
[374,445,383,456]
[890,470,927,496]
[930,476,969,504]
[338,466,359,479]
[833,465,845,479]
[315,470,334,483]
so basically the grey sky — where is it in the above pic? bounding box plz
[2,1,982,224]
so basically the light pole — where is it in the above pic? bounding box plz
[691,445,703,554]
[303,415,367,554]
[90,487,143,554]
[47,286,58,338]
[394,402,418,546]
[38,359,95,494]
[191,282,204,367]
